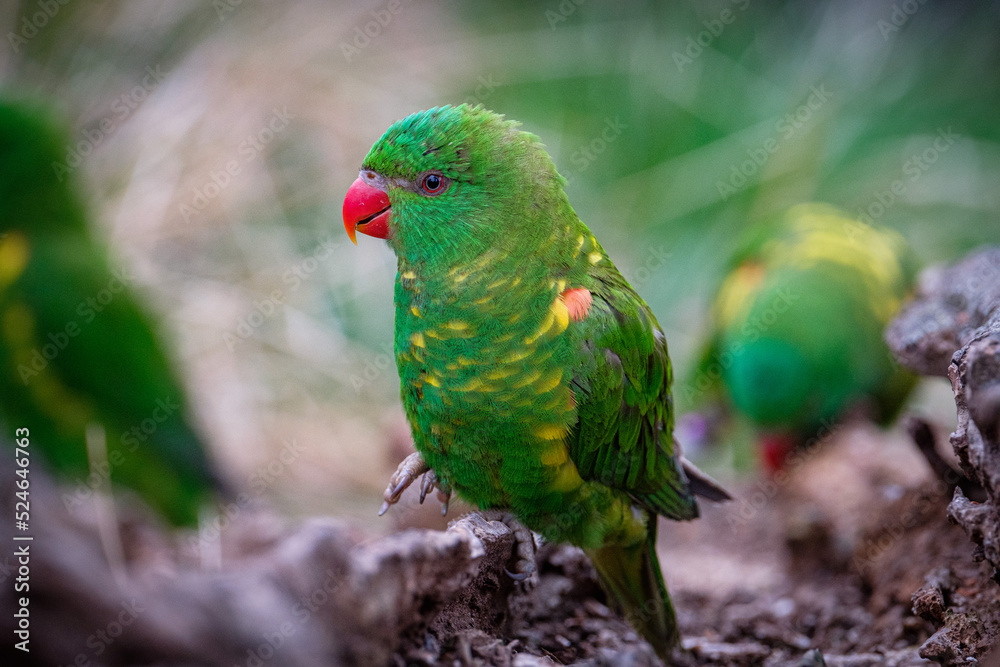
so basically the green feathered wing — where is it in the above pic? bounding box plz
[568,263,700,655]
[570,264,697,521]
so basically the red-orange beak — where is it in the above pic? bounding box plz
[343,177,392,245]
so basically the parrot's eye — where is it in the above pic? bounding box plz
[417,171,449,196]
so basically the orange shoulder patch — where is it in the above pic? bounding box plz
[561,287,592,322]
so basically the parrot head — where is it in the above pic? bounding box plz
[0,100,86,235]
[342,104,569,268]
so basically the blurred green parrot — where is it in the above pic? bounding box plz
[343,104,729,658]
[0,100,226,526]
[686,203,918,471]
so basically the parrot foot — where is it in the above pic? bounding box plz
[379,452,452,516]
[480,510,538,588]
[379,452,427,516]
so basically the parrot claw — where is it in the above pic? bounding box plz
[481,510,538,588]
[380,452,452,517]
[379,452,428,516]
[418,469,452,516]
[418,470,438,504]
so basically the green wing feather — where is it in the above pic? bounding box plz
[565,260,700,659]
[569,263,698,521]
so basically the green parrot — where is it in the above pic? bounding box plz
[685,204,918,472]
[0,100,226,526]
[343,104,729,658]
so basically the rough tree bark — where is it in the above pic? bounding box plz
[886,246,1000,662]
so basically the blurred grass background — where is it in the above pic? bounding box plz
[1,0,997,525]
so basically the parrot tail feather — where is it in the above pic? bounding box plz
[585,511,679,660]
[680,456,732,503]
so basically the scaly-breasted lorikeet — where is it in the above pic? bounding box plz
[0,100,226,526]
[686,203,918,472]
[343,104,729,658]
